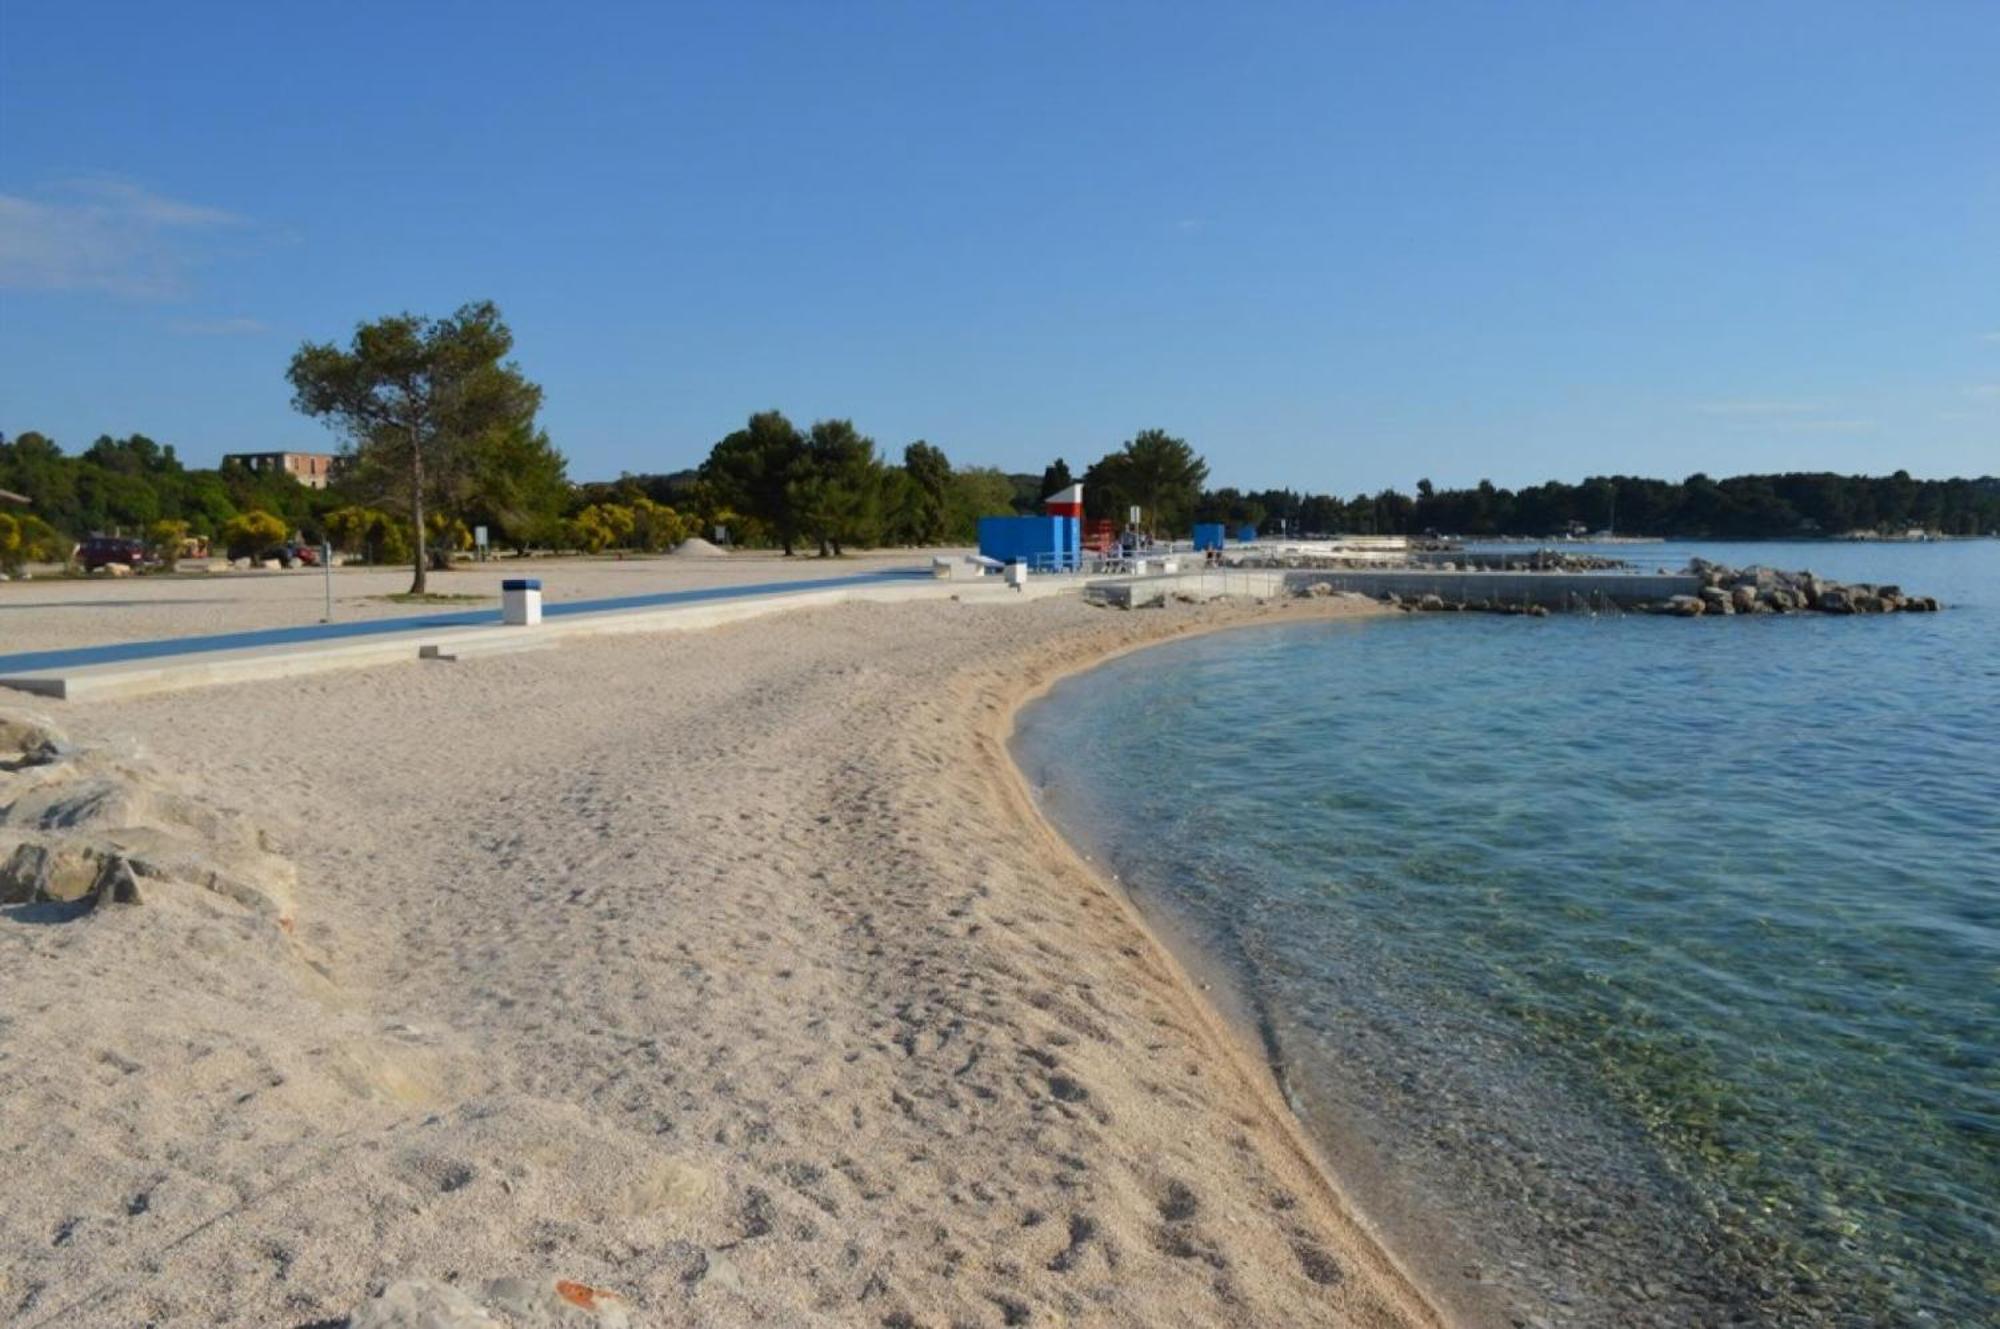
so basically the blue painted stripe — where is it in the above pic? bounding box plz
[0,568,922,676]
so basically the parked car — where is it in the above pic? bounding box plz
[77,534,153,572]
[258,541,321,568]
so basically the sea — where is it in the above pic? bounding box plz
[1011,540,1997,1328]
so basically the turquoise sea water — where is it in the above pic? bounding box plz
[1013,541,1997,1328]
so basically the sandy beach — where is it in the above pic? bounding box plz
[0,587,1443,1327]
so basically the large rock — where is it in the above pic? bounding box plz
[4,775,150,831]
[1729,586,1760,613]
[1734,567,1780,591]
[0,712,65,768]
[0,837,104,903]
[1698,586,1735,614]
[1667,595,1705,617]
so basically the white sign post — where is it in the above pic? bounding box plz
[474,525,489,562]
[320,542,334,622]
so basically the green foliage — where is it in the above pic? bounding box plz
[700,411,808,554]
[628,496,690,551]
[1083,429,1209,534]
[287,300,547,593]
[1040,457,1074,501]
[0,512,67,572]
[0,429,263,539]
[458,422,570,552]
[220,509,289,559]
[944,467,1019,543]
[791,419,886,556]
[324,506,408,564]
[426,511,473,559]
[1224,471,2000,538]
[563,504,623,554]
[146,519,191,570]
[893,441,953,545]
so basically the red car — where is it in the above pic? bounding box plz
[262,542,321,568]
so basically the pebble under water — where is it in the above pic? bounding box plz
[1013,540,1999,1328]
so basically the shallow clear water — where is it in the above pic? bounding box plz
[1014,541,1998,1328]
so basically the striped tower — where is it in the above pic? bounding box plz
[1044,484,1084,569]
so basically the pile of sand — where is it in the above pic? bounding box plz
[668,536,728,558]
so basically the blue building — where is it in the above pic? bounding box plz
[978,515,1082,571]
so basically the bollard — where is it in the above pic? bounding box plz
[1006,561,1028,591]
[501,578,543,626]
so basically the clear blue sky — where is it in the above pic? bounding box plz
[2,1,1995,492]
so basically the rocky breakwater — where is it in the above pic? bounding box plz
[1453,549,1631,572]
[1650,559,1943,618]
[0,709,298,924]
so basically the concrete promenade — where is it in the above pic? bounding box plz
[0,566,1076,701]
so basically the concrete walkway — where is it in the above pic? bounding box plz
[0,567,1019,701]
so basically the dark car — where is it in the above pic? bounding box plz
[77,535,152,572]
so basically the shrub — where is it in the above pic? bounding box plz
[147,519,191,571]
[220,509,289,560]
[564,505,617,554]
[1,513,69,574]
[629,497,689,551]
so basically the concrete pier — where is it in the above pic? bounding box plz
[1084,566,1701,609]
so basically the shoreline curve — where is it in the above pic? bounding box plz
[983,599,1483,1329]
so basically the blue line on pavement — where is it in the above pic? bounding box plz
[0,568,921,676]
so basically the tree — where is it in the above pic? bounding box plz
[1084,429,1209,535]
[792,419,885,556]
[1039,457,1074,499]
[287,301,544,593]
[701,411,807,554]
[898,441,953,545]
[459,421,570,552]
[945,467,1018,542]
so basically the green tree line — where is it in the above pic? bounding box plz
[1197,471,2000,539]
[7,298,1994,583]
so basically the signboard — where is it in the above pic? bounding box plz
[474,525,489,549]
[1128,505,1142,526]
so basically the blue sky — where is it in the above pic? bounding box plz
[2,1,1995,491]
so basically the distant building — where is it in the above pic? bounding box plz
[222,450,340,490]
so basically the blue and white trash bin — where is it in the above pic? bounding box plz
[501,578,543,626]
